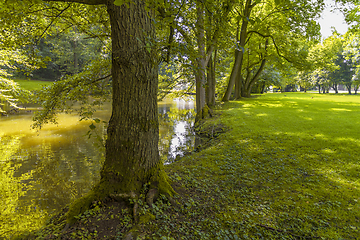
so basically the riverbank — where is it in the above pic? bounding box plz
[17,92,360,239]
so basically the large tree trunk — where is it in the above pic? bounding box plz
[66,0,173,223]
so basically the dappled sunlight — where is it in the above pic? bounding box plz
[317,166,360,190]
[331,108,352,112]
[254,102,284,108]
[321,148,336,155]
[209,93,360,238]
[299,116,313,121]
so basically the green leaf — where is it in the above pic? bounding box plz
[89,123,96,130]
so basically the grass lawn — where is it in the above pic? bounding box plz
[158,92,360,239]
[23,92,360,239]
[14,79,53,91]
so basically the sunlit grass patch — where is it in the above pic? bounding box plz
[14,79,53,91]
[163,92,360,239]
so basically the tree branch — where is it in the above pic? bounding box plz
[36,4,72,44]
[247,30,293,63]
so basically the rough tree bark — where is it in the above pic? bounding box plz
[206,52,216,107]
[44,0,174,223]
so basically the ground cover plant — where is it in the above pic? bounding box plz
[20,92,360,239]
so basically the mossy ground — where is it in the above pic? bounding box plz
[19,92,360,239]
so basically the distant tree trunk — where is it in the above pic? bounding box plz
[354,85,359,94]
[73,40,78,73]
[333,83,338,94]
[318,84,321,94]
[260,82,266,94]
[71,26,79,74]
[241,39,268,98]
[346,84,352,94]
[66,0,174,222]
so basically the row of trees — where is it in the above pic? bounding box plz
[293,31,360,94]
[1,0,360,227]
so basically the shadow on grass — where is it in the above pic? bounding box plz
[163,93,360,239]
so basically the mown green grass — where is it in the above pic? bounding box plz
[22,92,360,239]
[154,92,360,239]
[14,79,53,91]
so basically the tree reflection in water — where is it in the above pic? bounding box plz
[158,98,195,164]
[0,115,104,237]
[0,98,195,237]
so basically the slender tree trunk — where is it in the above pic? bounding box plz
[205,9,216,108]
[222,0,252,101]
[260,83,265,94]
[242,39,268,98]
[195,0,207,120]
[206,53,216,107]
[234,53,243,99]
[318,84,321,94]
[346,84,352,94]
[333,83,338,94]
[241,58,267,97]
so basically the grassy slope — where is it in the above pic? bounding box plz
[157,92,360,239]
[25,92,360,239]
[14,79,53,91]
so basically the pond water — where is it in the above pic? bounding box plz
[0,98,195,238]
